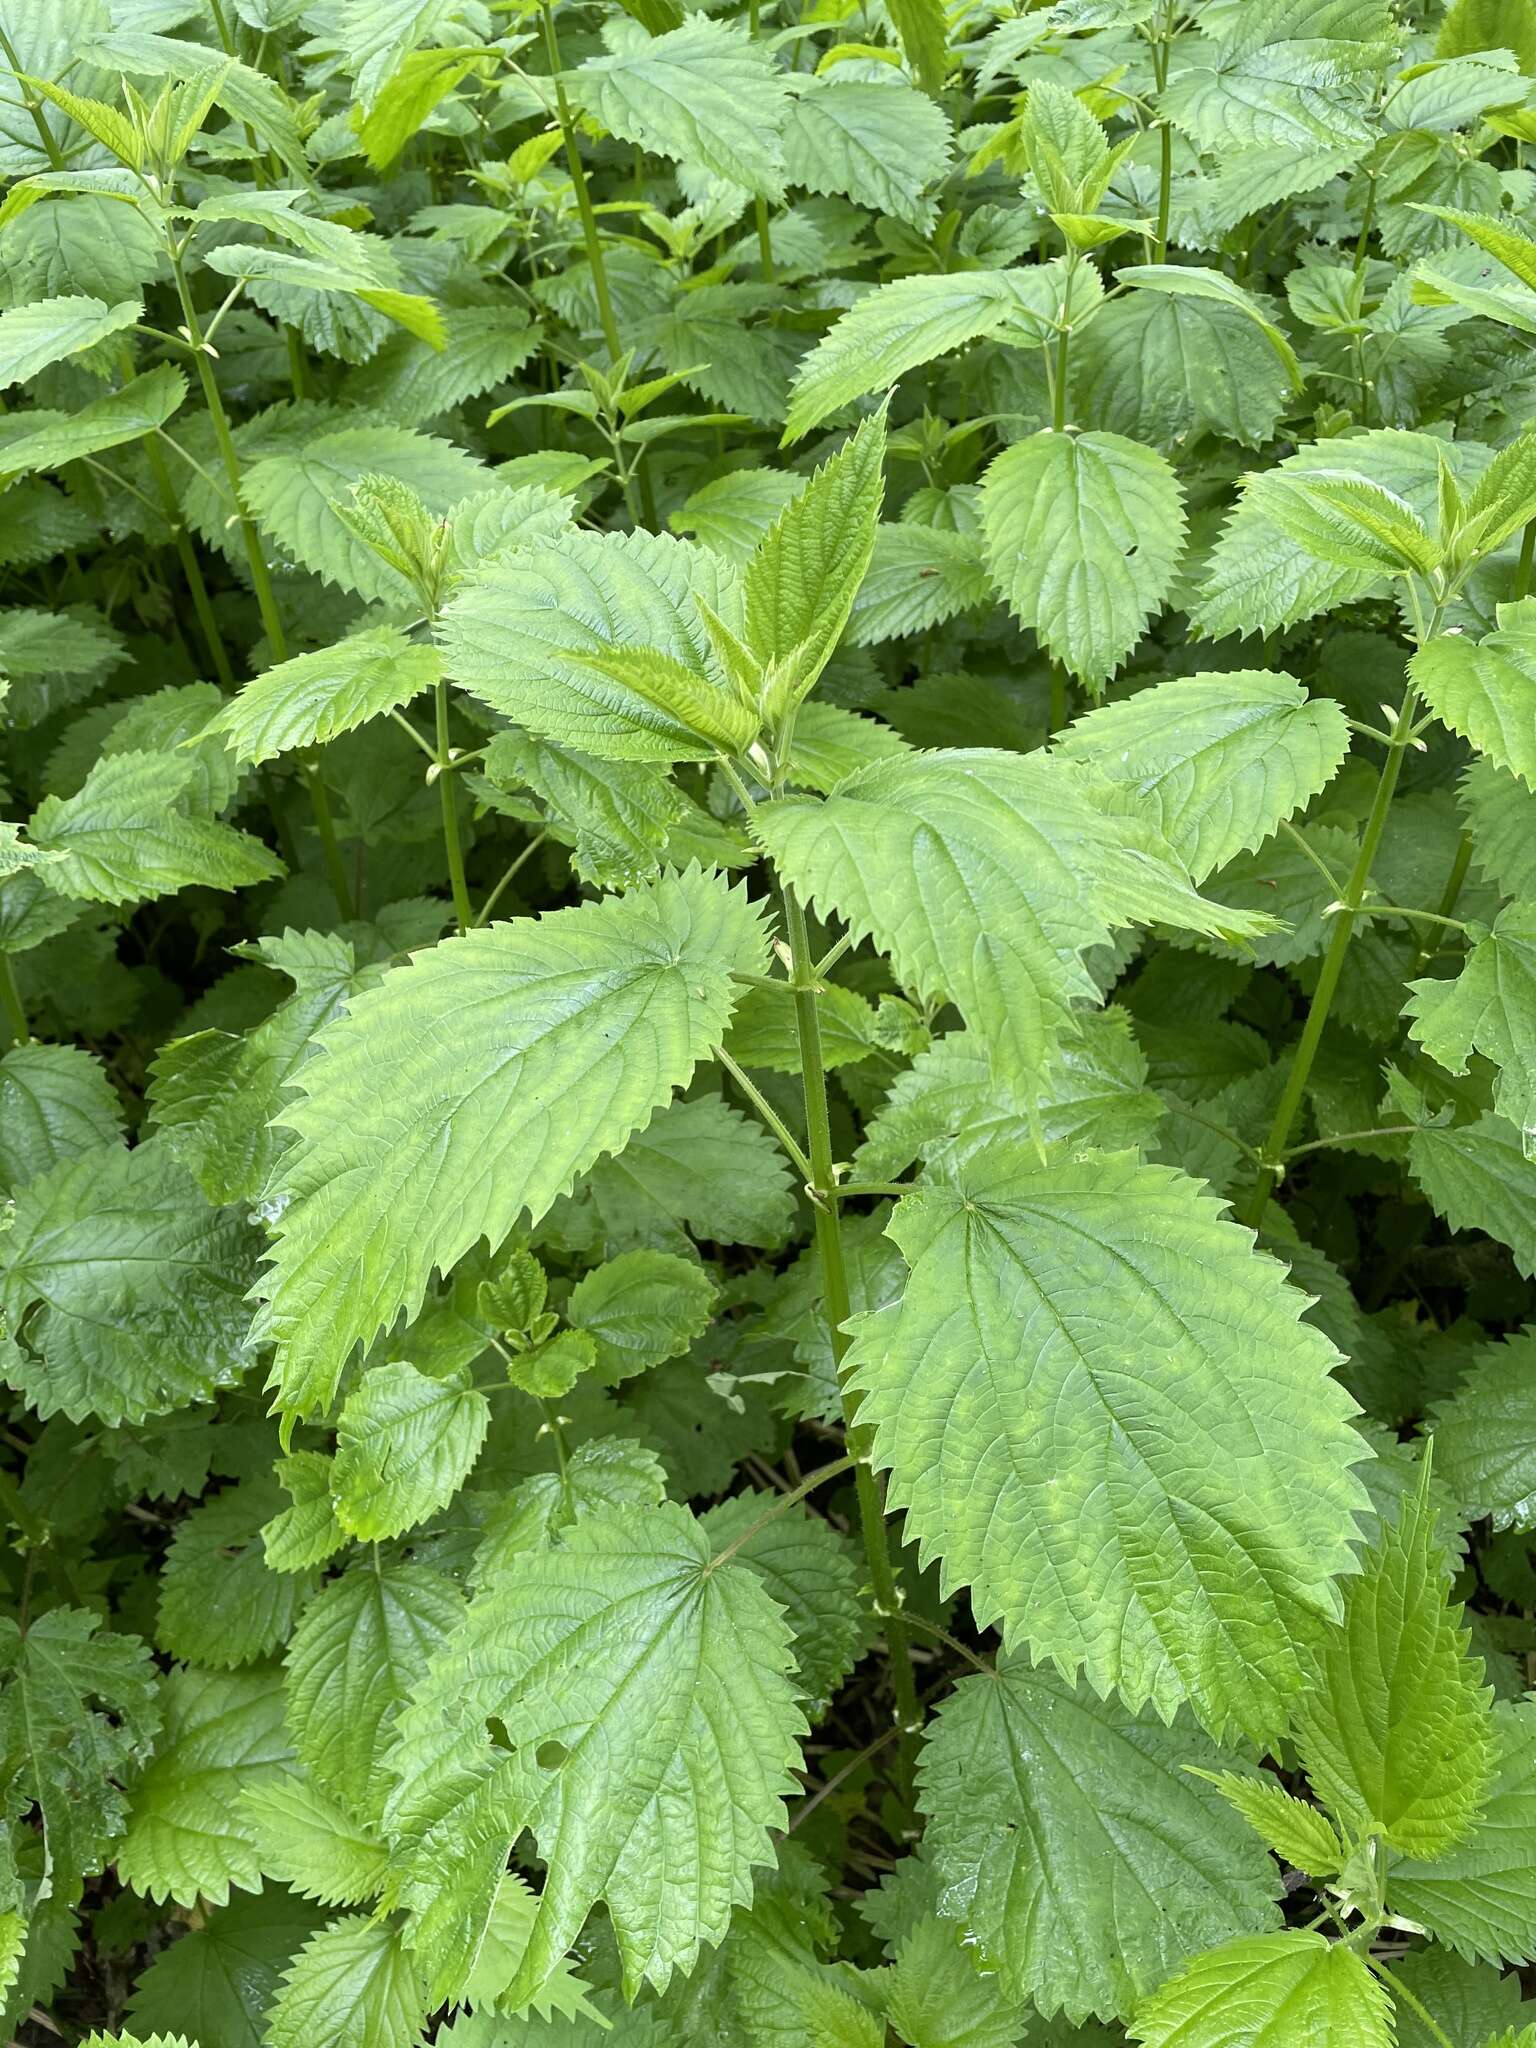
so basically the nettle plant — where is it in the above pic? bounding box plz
[8,0,1536,2045]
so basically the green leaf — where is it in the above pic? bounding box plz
[28,751,283,906]
[482,731,683,891]
[1412,602,1536,789]
[980,429,1186,687]
[473,1437,669,1582]
[784,270,1062,443]
[1246,468,1442,577]
[264,1915,426,2048]
[1432,1329,1536,1531]
[242,427,484,602]
[202,627,442,768]
[1194,1773,1346,1879]
[1406,905,1536,1155]
[745,404,886,716]
[1461,758,1536,899]
[918,1659,1282,2022]
[157,1478,316,1669]
[1194,429,1469,640]
[755,751,1271,1103]
[384,1502,805,2004]
[356,46,481,171]
[564,1092,796,1251]
[1116,265,1305,395]
[1055,672,1351,881]
[0,365,186,485]
[846,523,992,645]
[239,1775,389,1908]
[885,0,947,93]
[0,605,122,684]
[779,77,953,230]
[262,1451,348,1574]
[1128,1931,1393,2048]
[126,1887,322,2048]
[284,1562,464,1827]
[439,529,749,762]
[0,1040,123,1193]
[0,1137,260,1427]
[568,18,790,197]
[1390,1950,1528,2048]
[882,1915,1030,2048]
[0,294,140,388]
[566,1249,717,1384]
[347,306,541,425]
[845,1147,1371,1739]
[149,932,368,1207]
[126,1887,324,2048]
[0,1608,160,1897]
[701,1495,869,1719]
[1293,1457,1493,1856]
[1073,292,1291,452]
[1389,1698,1536,1964]
[333,1360,490,1539]
[1410,1113,1536,1278]
[1455,428,1536,557]
[254,868,766,1416]
[116,1666,293,1908]
[852,1010,1162,1182]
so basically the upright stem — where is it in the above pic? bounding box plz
[780,884,922,1741]
[435,680,473,931]
[747,0,776,281]
[167,241,353,918]
[167,246,289,663]
[0,952,30,1045]
[541,2,623,362]
[1149,3,1173,262]
[1052,246,1079,433]
[1516,515,1536,599]
[1238,599,1443,1228]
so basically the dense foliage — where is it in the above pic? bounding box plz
[5,0,1536,2041]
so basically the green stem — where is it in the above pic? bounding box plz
[1353,170,1377,277]
[1052,309,1072,433]
[1284,1125,1417,1162]
[1047,664,1069,735]
[709,1455,857,1567]
[898,1608,994,1675]
[167,244,290,664]
[541,2,623,362]
[302,766,355,921]
[1149,8,1172,263]
[0,25,65,168]
[747,0,776,280]
[1406,830,1475,986]
[780,884,923,1741]
[716,1047,814,1183]
[0,952,30,1045]
[1516,515,1536,599]
[1237,604,1441,1229]
[435,680,473,931]
[167,239,354,917]
[473,830,549,927]
[1365,1960,1455,2048]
